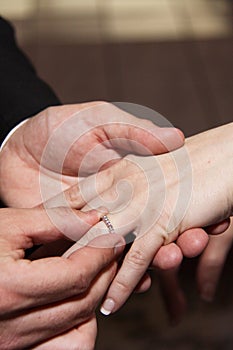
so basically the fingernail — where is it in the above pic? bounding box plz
[100,298,115,316]
[88,207,108,220]
[201,283,215,302]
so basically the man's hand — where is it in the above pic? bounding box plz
[0,207,125,349]
[0,101,184,207]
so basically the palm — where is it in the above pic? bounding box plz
[0,104,120,207]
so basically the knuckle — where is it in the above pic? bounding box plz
[161,231,170,244]
[126,249,148,270]
[66,184,80,204]
[51,206,70,216]
[75,270,90,293]
[114,277,131,294]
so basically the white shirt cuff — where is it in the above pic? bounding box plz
[0,119,28,151]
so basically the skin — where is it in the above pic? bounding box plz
[0,100,195,274]
[0,206,125,349]
[156,218,233,325]
[197,218,233,302]
[0,101,191,347]
[0,101,184,207]
[0,102,230,345]
[0,102,217,271]
[63,122,233,315]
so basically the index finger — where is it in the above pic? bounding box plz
[2,234,125,316]
[100,230,164,315]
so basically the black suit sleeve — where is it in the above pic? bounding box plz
[0,17,61,144]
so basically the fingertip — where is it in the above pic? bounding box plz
[155,127,185,152]
[153,243,183,270]
[83,206,110,224]
[72,209,101,228]
[177,229,209,258]
[175,128,185,143]
[170,127,185,148]
[206,218,231,235]
[76,207,106,225]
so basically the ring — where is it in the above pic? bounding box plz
[101,215,115,234]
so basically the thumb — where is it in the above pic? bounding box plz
[96,102,184,154]
[0,207,101,254]
[104,122,184,155]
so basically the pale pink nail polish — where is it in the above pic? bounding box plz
[100,298,115,316]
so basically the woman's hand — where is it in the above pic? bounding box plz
[1,99,211,305]
[154,218,233,325]
[64,122,233,315]
[197,217,233,302]
[0,101,184,207]
[0,207,125,349]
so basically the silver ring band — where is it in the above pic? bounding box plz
[102,215,115,234]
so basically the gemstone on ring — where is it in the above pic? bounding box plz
[102,215,115,234]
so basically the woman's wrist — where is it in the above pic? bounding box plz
[183,122,233,230]
[156,122,233,238]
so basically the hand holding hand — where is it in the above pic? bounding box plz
[0,207,125,349]
[65,122,233,315]
[0,102,183,207]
